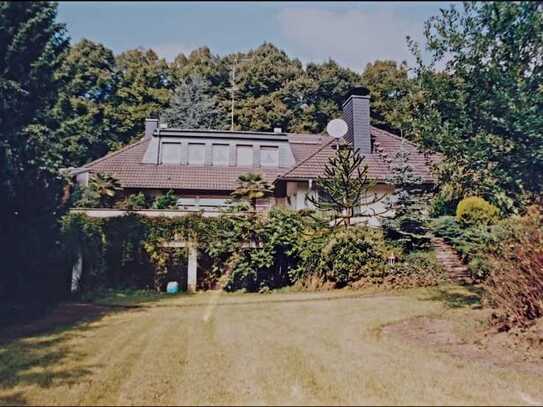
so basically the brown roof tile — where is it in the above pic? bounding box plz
[280,127,437,183]
[80,127,437,191]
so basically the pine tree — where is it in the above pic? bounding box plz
[383,141,430,251]
[162,74,224,129]
[307,144,387,227]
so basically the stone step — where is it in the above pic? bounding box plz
[431,236,472,284]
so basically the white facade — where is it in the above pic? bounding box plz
[285,180,394,226]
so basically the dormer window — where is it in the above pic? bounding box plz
[212,144,229,166]
[260,146,279,167]
[236,145,253,167]
[188,143,205,165]
[161,142,181,164]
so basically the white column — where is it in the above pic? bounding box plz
[71,248,83,294]
[187,243,197,292]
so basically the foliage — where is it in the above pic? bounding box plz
[382,142,432,251]
[430,215,513,280]
[152,190,178,209]
[361,60,416,134]
[0,1,70,301]
[161,73,225,129]
[349,250,446,289]
[307,145,387,227]
[76,173,122,208]
[201,208,308,292]
[116,192,148,210]
[456,196,500,226]
[292,226,390,288]
[483,206,543,329]
[113,48,171,143]
[231,173,274,212]
[408,2,543,213]
[51,39,121,167]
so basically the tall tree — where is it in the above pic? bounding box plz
[0,1,69,299]
[162,73,225,129]
[382,142,431,251]
[409,2,543,212]
[307,144,387,227]
[52,39,120,166]
[113,48,171,143]
[361,60,416,134]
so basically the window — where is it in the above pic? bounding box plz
[260,146,279,167]
[188,143,206,165]
[161,143,181,164]
[212,144,229,166]
[236,145,253,167]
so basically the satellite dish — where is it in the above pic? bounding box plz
[326,118,348,139]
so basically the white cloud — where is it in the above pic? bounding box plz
[277,8,425,72]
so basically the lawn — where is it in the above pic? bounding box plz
[0,286,542,406]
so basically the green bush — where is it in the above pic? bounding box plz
[152,190,178,209]
[218,208,308,292]
[381,250,446,288]
[116,192,148,210]
[456,196,499,226]
[294,226,390,288]
[382,214,431,252]
[430,213,515,280]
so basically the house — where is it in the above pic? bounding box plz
[71,87,436,221]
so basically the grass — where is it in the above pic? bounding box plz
[0,285,542,406]
[80,288,180,307]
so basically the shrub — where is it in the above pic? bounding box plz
[382,214,431,252]
[294,226,390,288]
[430,215,515,280]
[152,190,178,209]
[219,208,308,292]
[483,206,543,329]
[362,250,447,288]
[456,196,499,226]
[116,192,148,210]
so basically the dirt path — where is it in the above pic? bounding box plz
[1,289,542,406]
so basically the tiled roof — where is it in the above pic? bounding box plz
[80,126,437,191]
[81,138,283,191]
[280,127,437,183]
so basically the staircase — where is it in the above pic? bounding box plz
[431,237,473,285]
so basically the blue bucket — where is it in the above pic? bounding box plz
[166,281,179,294]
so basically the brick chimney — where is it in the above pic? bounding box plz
[342,87,371,154]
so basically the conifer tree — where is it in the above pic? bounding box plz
[383,141,431,250]
[162,74,225,129]
[307,144,387,227]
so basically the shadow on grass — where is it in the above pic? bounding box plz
[0,298,149,405]
[0,390,27,406]
[421,285,484,309]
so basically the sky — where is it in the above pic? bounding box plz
[57,1,458,72]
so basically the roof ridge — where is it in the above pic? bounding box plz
[81,137,148,169]
[279,137,336,179]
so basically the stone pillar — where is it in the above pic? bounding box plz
[71,248,83,294]
[187,243,197,292]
